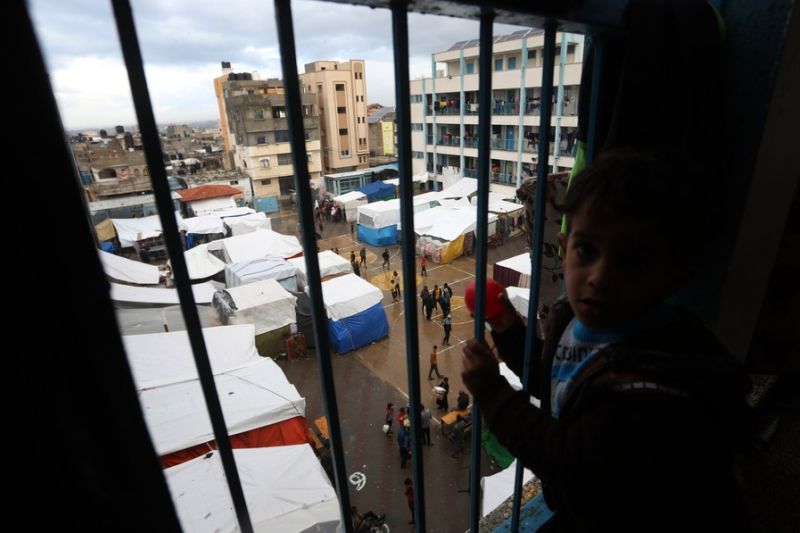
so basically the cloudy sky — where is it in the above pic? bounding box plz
[29,0,525,131]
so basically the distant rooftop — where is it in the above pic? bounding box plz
[368,107,395,124]
[445,28,544,52]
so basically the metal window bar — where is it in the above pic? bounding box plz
[469,8,495,532]
[391,1,427,530]
[273,1,354,531]
[109,1,254,531]
[512,20,557,533]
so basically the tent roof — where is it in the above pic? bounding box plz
[165,446,340,533]
[178,184,241,202]
[332,191,367,203]
[177,214,226,235]
[506,286,530,319]
[110,281,216,305]
[320,273,383,320]
[420,207,498,242]
[122,324,261,390]
[221,229,303,263]
[495,252,532,275]
[98,249,160,285]
[357,180,394,200]
[481,460,536,518]
[111,214,163,248]
[440,177,478,198]
[288,250,352,279]
[180,243,226,280]
[223,278,296,311]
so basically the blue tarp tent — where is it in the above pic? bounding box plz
[328,302,389,353]
[358,224,398,246]
[357,181,395,201]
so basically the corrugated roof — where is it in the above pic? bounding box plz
[445,28,543,52]
[367,107,395,124]
[178,184,242,202]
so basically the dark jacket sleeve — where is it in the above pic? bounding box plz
[490,320,530,377]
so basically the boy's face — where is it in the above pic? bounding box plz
[558,204,681,329]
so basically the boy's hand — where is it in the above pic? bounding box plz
[462,339,500,397]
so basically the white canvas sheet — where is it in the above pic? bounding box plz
[320,273,382,320]
[438,197,472,209]
[358,196,436,228]
[225,257,298,289]
[472,193,524,214]
[138,357,305,455]
[180,243,226,280]
[288,250,352,288]
[98,249,160,285]
[496,252,532,276]
[218,279,297,335]
[216,206,256,219]
[221,229,303,264]
[189,196,237,217]
[116,305,220,336]
[224,212,271,235]
[421,207,498,242]
[332,191,368,211]
[123,324,261,389]
[110,281,216,305]
[440,177,478,198]
[506,286,531,318]
[165,446,340,533]
[112,215,163,247]
[481,460,536,518]
[177,214,226,235]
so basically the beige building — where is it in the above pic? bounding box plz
[410,29,583,188]
[218,68,322,213]
[299,60,369,173]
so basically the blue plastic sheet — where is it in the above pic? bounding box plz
[357,181,395,201]
[328,302,389,353]
[357,224,398,246]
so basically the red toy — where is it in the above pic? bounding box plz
[464,278,504,319]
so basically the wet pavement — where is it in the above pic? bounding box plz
[272,208,558,532]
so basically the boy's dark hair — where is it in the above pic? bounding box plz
[561,147,704,257]
[404,478,412,485]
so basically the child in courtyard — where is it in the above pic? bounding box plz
[462,149,751,532]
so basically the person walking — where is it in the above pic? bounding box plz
[442,282,453,299]
[350,221,355,239]
[420,286,430,315]
[442,314,452,346]
[352,260,361,277]
[350,250,356,264]
[427,345,442,380]
[435,376,450,411]
[384,402,394,436]
[382,248,390,270]
[420,255,427,276]
[359,246,367,267]
[432,285,442,314]
[420,404,432,447]
[404,478,415,525]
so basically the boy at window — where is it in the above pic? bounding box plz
[462,149,751,531]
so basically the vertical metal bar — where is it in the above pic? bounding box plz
[109,2,253,532]
[470,8,495,532]
[273,1,352,531]
[586,37,604,165]
[511,19,557,533]
[391,2,426,529]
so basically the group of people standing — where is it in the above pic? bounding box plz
[420,283,453,323]
[347,247,367,277]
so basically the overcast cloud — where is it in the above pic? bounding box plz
[29,0,526,130]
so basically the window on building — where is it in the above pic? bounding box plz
[272,106,287,118]
[256,135,266,145]
[495,58,504,71]
[410,94,423,103]
[260,179,271,185]
[340,149,350,157]
[465,62,475,74]
[508,57,517,69]
[412,123,423,131]
[337,106,346,114]
[230,180,239,185]
[254,110,264,120]
[305,131,311,140]
[275,130,290,143]
[339,128,348,135]
[277,153,292,166]
[247,89,254,95]
[303,105,313,116]
[335,83,345,92]
[412,151,424,159]
[260,157,270,168]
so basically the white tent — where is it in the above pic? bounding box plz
[332,190,368,212]
[494,252,532,288]
[225,257,298,290]
[223,212,271,236]
[98,249,160,285]
[177,214,226,235]
[180,243,227,280]
[215,206,256,219]
[125,325,305,456]
[440,177,478,199]
[165,446,340,533]
[320,273,383,320]
[481,460,536,518]
[188,196,237,217]
[112,214,163,247]
[122,324,261,389]
[221,229,303,264]
[472,193,525,215]
[421,207,498,242]
[357,196,436,229]
[288,250,352,289]
[384,173,428,187]
[214,279,297,336]
[110,281,217,306]
[115,305,221,336]
[506,286,531,318]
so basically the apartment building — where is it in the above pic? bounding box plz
[299,60,369,173]
[367,106,397,159]
[219,70,322,213]
[410,29,584,188]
